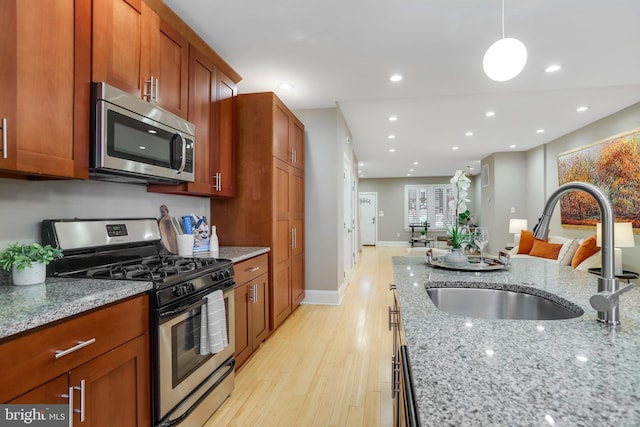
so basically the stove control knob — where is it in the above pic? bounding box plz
[223,269,230,278]
[172,285,184,296]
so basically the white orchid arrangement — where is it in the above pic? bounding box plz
[447,170,472,249]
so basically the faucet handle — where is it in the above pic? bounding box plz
[590,283,637,312]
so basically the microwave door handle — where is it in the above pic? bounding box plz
[171,133,187,173]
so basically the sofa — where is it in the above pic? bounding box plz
[508,231,601,271]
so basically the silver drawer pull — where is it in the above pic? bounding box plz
[1,118,7,159]
[55,338,96,359]
[246,267,260,272]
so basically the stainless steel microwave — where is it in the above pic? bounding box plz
[90,82,195,184]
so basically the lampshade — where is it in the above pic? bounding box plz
[509,218,528,234]
[596,222,636,248]
[483,38,528,82]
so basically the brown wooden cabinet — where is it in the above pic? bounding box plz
[233,254,269,369]
[210,92,304,332]
[1,295,151,425]
[0,0,90,179]
[211,72,238,197]
[92,0,189,118]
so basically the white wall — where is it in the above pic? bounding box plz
[0,178,209,249]
[293,107,354,300]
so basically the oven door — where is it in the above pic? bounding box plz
[157,283,235,422]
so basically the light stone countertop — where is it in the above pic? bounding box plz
[392,255,640,426]
[0,246,269,341]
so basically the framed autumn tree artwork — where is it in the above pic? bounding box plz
[557,127,640,231]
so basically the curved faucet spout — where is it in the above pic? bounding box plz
[534,181,621,325]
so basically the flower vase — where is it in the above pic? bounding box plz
[442,248,468,267]
[12,263,46,286]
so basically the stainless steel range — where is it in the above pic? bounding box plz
[42,218,235,427]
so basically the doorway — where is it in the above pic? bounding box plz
[359,192,377,245]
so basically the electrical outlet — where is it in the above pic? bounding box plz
[396,233,400,237]
[510,207,516,213]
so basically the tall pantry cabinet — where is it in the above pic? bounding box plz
[210,92,305,332]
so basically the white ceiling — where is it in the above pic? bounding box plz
[164,0,640,178]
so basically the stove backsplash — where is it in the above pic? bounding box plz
[0,178,210,252]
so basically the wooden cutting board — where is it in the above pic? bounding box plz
[159,205,178,254]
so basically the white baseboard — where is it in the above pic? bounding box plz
[376,241,411,247]
[301,288,344,305]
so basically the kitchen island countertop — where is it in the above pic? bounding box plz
[393,255,640,426]
[0,246,269,341]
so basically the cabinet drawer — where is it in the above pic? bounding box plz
[0,294,148,402]
[234,254,269,285]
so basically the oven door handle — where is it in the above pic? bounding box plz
[160,298,207,319]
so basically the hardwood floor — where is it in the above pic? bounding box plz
[205,246,406,426]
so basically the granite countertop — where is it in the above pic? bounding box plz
[0,246,269,342]
[393,255,640,426]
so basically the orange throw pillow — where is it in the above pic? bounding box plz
[571,235,600,268]
[517,230,535,254]
[529,239,563,260]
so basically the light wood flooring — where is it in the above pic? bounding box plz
[205,246,406,426]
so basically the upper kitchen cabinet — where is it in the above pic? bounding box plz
[0,0,90,179]
[274,100,305,171]
[148,48,237,197]
[211,72,238,197]
[92,0,189,118]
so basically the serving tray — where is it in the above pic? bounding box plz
[426,255,509,271]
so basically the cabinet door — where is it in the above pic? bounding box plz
[0,0,85,178]
[92,0,149,97]
[212,72,237,197]
[273,102,290,164]
[234,281,251,369]
[291,166,305,307]
[272,158,292,330]
[69,334,150,427]
[9,375,69,405]
[290,119,304,170]
[156,18,189,118]
[252,272,269,346]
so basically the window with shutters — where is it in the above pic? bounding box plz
[404,184,455,230]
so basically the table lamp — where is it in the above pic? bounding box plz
[509,219,528,234]
[596,222,635,276]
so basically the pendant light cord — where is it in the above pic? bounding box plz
[501,0,505,39]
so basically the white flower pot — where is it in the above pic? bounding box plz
[442,248,469,267]
[12,262,46,286]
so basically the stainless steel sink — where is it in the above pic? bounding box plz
[426,286,583,320]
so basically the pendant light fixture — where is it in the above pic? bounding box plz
[483,0,527,82]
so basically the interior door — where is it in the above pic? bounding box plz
[360,192,377,245]
[343,156,353,280]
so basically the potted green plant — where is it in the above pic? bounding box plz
[0,242,63,286]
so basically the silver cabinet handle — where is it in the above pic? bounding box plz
[1,118,6,159]
[212,172,221,191]
[55,338,96,359]
[144,76,153,101]
[246,267,260,272]
[62,386,74,427]
[253,284,258,303]
[154,77,159,103]
[73,379,85,422]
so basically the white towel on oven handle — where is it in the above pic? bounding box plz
[199,290,228,355]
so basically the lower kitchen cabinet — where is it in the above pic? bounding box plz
[1,295,151,425]
[390,285,420,427]
[234,254,269,369]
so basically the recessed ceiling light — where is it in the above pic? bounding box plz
[389,74,403,82]
[536,129,545,134]
[465,131,473,136]
[139,146,146,150]
[388,134,396,139]
[413,161,419,165]
[510,144,517,148]
[359,162,364,167]
[279,82,294,90]
[409,169,414,172]
[452,146,459,150]
[388,115,398,122]
[545,64,561,73]
[389,148,396,153]
[485,111,496,117]
[576,106,590,112]
[406,173,411,177]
